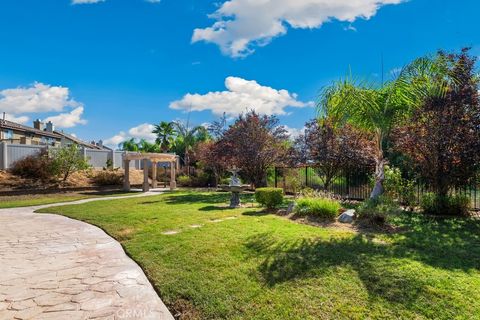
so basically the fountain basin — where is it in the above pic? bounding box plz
[218,184,251,208]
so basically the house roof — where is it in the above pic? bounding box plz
[0,119,102,150]
[0,119,60,139]
[54,130,102,150]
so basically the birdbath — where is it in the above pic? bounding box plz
[219,166,249,208]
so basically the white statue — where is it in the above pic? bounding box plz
[228,166,241,187]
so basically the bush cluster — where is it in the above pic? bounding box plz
[10,144,90,183]
[357,196,401,225]
[294,197,341,220]
[420,193,470,216]
[255,188,284,209]
[177,172,213,187]
[92,170,123,186]
[10,149,54,182]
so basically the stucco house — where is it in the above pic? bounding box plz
[0,118,106,150]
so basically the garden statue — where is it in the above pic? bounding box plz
[219,166,249,208]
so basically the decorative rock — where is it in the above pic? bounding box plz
[161,230,179,235]
[338,209,356,223]
[286,202,297,214]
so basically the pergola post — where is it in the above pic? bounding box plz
[152,161,157,189]
[170,161,177,190]
[142,158,150,192]
[123,159,130,191]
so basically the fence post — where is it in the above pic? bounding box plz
[305,166,308,187]
[274,167,278,188]
[110,150,115,168]
[1,142,7,169]
[82,147,87,161]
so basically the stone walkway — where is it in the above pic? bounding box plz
[0,192,174,320]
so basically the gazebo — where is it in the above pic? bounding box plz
[122,152,179,192]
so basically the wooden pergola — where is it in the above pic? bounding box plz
[123,152,179,192]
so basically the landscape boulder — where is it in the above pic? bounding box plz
[338,209,356,223]
[286,202,296,214]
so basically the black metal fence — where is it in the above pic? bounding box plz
[273,166,480,210]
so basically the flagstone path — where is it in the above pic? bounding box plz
[0,191,174,320]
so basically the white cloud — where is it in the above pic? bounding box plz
[104,123,156,148]
[128,123,156,141]
[0,82,88,128]
[44,106,87,129]
[72,0,105,4]
[72,0,159,4]
[0,82,81,114]
[170,76,313,118]
[193,0,405,57]
[104,133,127,147]
[284,125,306,139]
[3,113,29,125]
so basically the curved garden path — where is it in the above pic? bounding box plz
[0,192,174,320]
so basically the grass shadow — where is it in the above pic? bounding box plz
[199,205,233,211]
[245,233,429,308]
[244,213,480,310]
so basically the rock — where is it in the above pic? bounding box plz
[338,209,355,223]
[286,202,296,214]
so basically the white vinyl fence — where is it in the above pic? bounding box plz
[0,142,143,170]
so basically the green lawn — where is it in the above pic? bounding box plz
[0,190,137,208]
[38,192,480,319]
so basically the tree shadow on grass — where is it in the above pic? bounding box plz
[198,205,233,211]
[163,193,231,205]
[163,192,255,207]
[245,233,426,307]
[391,213,480,270]
[244,215,480,311]
[241,210,271,217]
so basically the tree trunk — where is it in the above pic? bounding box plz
[184,150,190,176]
[370,131,386,199]
[370,155,386,199]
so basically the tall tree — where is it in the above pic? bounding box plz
[194,139,231,186]
[296,119,374,189]
[222,111,289,187]
[152,121,176,152]
[318,57,451,199]
[172,120,208,175]
[119,138,139,152]
[119,138,159,153]
[395,49,480,199]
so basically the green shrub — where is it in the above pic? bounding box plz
[255,188,284,209]
[177,175,192,187]
[104,158,114,170]
[49,144,90,182]
[219,177,231,185]
[420,193,470,216]
[190,171,213,187]
[10,149,55,182]
[383,166,417,208]
[92,170,123,186]
[357,196,401,225]
[294,197,341,220]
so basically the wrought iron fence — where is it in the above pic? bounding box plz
[273,166,480,210]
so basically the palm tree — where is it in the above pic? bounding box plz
[119,138,139,152]
[318,57,450,199]
[152,121,176,152]
[138,139,160,153]
[171,120,207,176]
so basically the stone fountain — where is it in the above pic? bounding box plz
[219,166,250,208]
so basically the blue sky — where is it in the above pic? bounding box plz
[0,0,478,147]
